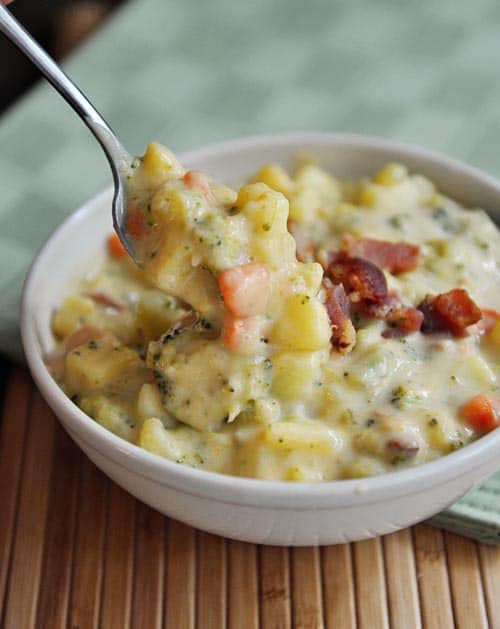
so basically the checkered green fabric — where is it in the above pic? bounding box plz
[1,0,499,541]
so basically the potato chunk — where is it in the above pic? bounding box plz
[251,164,294,195]
[80,395,137,441]
[134,291,186,342]
[137,383,174,427]
[64,336,147,397]
[265,421,338,454]
[141,142,184,186]
[152,338,270,432]
[270,294,331,351]
[272,351,325,401]
[52,295,95,338]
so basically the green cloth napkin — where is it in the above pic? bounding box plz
[1,0,499,541]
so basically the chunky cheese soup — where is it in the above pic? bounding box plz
[48,143,500,481]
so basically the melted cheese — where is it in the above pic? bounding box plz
[49,147,500,481]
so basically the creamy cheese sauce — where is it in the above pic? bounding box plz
[48,144,500,481]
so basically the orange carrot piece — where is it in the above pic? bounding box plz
[107,233,127,259]
[222,316,261,351]
[218,263,270,318]
[183,170,212,198]
[127,206,145,238]
[462,394,500,433]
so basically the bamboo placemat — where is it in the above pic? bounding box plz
[1,368,500,629]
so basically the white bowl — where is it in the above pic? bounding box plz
[21,133,500,545]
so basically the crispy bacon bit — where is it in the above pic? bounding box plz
[326,256,388,302]
[419,288,482,337]
[288,219,314,262]
[65,326,104,352]
[47,326,104,378]
[360,290,400,319]
[386,438,420,462]
[341,235,420,275]
[358,290,423,338]
[382,307,424,339]
[323,280,355,352]
[87,291,125,311]
[46,353,65,379]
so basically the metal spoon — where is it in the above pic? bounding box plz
[0,4,140,264]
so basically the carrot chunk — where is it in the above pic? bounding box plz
[218,263,271,318]
[462,394,500,433]
[183,170,212,198]
[221,316,261,351]
[107,233,127,259]
[127,206,145,239]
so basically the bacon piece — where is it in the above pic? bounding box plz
[360,290,400,319]
[87,291,124,311]
[323,280,354,352]
[324,281,350,321]
[382,307,424,338]
[326,254,422,338]
[386,438,420,461]
[419,288,482,337]
[359,290,423,338]
[65,325,104,351]
[341,235,420,275]
[46,353,65,379]
[326,256,388,302]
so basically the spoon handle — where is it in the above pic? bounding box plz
[0,4,130,167]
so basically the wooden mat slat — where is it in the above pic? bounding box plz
[259,546,291,628]
[1,368,500,629]
[132,503,165,628]
[291,546,324,627]
[165,520,196,629]
[445,531,489,628]
[413,524,455,629]
[2,391,56,629]
[353,538,389,629]
[478,544,500,627]
[35,427,81,629]
[197,531,227,628]
[227,541,259,629]
[0,368,31,614]
[383,529,421,629]
[321,544,356,628]
[68,456,108,629]
[100,483,136,629]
